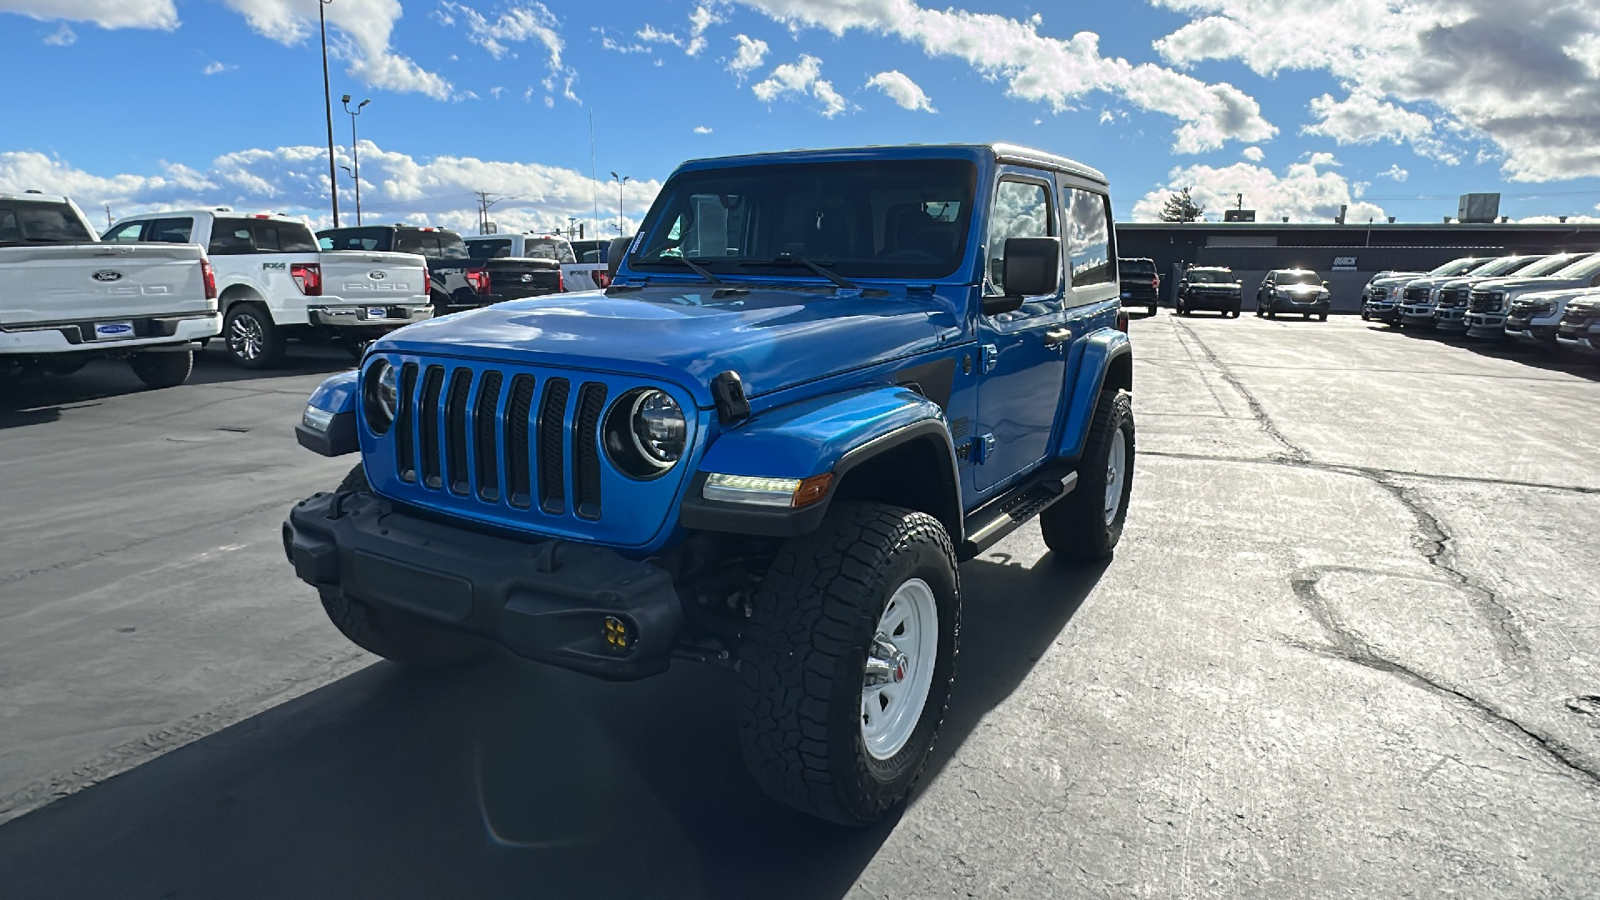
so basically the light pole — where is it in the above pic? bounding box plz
[341,95,370,226]
[318,0,339,226]
[610,171,630,235]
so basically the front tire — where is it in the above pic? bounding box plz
[736,501,960,826]
[223,303,284,369]
[129,351,193,388]
[316,465,491,666]
[1318,313,1329,322]
[1041,388,1134,561]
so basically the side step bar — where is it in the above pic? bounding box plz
[957,467,1078,561]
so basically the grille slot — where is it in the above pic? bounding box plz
[537,378,570,514]
[573,383,607,521]
[474,371,504,503]
[419,365,444,489]
[396,362,418,482]
[445,368,472,496]
[505,375,536,509]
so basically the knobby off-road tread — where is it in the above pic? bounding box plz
[1041,388,1134,561]
[736,502,959,825]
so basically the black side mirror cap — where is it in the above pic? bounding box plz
[1001,236,1060,298]
[982,293,1025,316]
[607,235,633,279]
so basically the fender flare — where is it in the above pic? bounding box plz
[1056,329,1132,461]
[295,370,361,457]
[679,385,960,538]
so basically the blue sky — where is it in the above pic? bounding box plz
[4,0,1600,236]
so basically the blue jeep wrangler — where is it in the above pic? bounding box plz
[285,143,1134,825]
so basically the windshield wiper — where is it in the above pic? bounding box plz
[742,253,859,291]
[652,255,722,284]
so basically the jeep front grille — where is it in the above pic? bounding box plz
[394,362,603,520]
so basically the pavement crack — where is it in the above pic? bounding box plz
[1286,569,1597,789]
[1140,450,1600,497]
[1170,319,1309,464]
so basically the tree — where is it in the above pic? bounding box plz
[1160,187,1206,223]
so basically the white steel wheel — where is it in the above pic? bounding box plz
[861,577,939,761]
[1104,429,1128,526]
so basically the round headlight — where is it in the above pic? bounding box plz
[364,359,398,434]
[604,388,686,478]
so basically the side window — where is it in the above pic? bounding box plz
[208,223,255,255]
[145,218,194,243]
[0,210,21,243]
[986,179,1053,296]
[318,237,334,250]
[102,221,146,243]
[252,225,283,253]
[1066,189,1113,288]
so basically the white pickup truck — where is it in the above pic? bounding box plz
[104,209,431,368]
[1,192,217,388]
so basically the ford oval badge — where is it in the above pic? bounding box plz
[369,271,387,280]
[520,273,534,283]
[93,270,123,282]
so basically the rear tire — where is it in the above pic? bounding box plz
[129,351,193,388]
[1041,388,1134,561]
[1318,313,1329,322]
[223,303,284,369]
[736,501,960,826]
[316,465,491,667]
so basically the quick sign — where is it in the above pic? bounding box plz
[1332,256,1358,271]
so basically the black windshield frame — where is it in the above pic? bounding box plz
[630,159,979,281]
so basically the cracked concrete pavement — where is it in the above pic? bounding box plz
[0,319,1596,898]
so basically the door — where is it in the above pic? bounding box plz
[973,174,1068,491]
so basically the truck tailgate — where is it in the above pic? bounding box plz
[319,251,429,301]
[484,259,561,297]
[0,243,209,326]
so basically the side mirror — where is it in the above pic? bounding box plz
[606,235,633,280]
[989,236,1060,312]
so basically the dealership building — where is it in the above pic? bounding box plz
[1115,220,1600,313]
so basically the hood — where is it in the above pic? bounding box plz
[1509,288,1591,305]
[1275,283,1325,296]
[1474,275,1590,294]
[1403,276,1457,290]
[1370,272,1425,288]
[374,283,962,406]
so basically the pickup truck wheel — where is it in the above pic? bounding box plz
[1318,313,1329,322]
[128,351,193,389]
[316,465,491,666]
[223,303,284,369]
[1042,388,1134,561]
[736,501,959,826]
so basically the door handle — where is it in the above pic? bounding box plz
[1043,327,1072,347]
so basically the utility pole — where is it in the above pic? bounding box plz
[474,191,516,235]
[104,204,113,229]
[318,0,339,227]
[1236,193,1243,210]
[341,94,370,226]
[610,171,630,235]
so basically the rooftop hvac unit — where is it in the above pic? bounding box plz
[1458,193,1500,224]
[1223,209,1256,222]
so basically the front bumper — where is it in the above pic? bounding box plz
[1464,312,1506,338]
[1433,308,1467,330]
[1504,316,1559,345]
[1399,306,1437,324]
[0,312,219,355]
[1181,292,1241,311]
[1266,297,1330,313]
[284,489,684,680]
[1366,302,1400,322]
[308,304,432,329]
[1556,323,1600,355]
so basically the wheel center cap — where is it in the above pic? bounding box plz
[892,652,909,684]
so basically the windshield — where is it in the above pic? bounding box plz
[632,159,978,280]
[1551,253,1600,279]
[1121,260,1155,275]
[1188,269,1235,284]
[1430,258,1483,276]
[1466,256,1534,277]
[1278,271,1321,285]
[525,238,575,263]
[0,202,93,244]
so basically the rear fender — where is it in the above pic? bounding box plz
[1056,329,1132,461]
[296,370,360,457]
[680,385,960,539]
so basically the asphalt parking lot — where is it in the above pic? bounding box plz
[1,318,1597,898]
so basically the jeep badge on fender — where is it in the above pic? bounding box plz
[284,143,1134,826]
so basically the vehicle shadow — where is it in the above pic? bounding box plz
[0,553,1104,900]
[1400,329,1600,380]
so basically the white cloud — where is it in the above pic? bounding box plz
[637,24,681,45]
[733,0,1275,152]
[753,54,849,118]
[0,145,663,237]
[865,70,935,112]
[694,125,714,134]
[438,1,576,103]
[1151,0,1600,181]
[222,0,452,100]
[1304,91,1435,146]
[0,0,176,29]
[42,22,75,44]
[1131,155,1387,224]
[1378,164,1408,182]
[686,3,722,56]
[601,34,650,54]
[1242,146,1264,162]
[202,60,235,75]
[728,33,768,80]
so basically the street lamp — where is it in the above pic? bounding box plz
[318,0,339,226]
[610,171,630,235]
[342,94,370,226]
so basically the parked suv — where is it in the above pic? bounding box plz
[1118,257,1159,314]
[3,192,217,386]
[1175,266,1241,317]
[1363,258,1481,324]
[317,225,488,316]
[1397,256,1540,330]
[1555,294,1600,357]
[1465,253,1600,339]
[1255,269,1330,319]
[284,143,1134,826]
[1435,254,1573,333]
[107,209,429,367]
